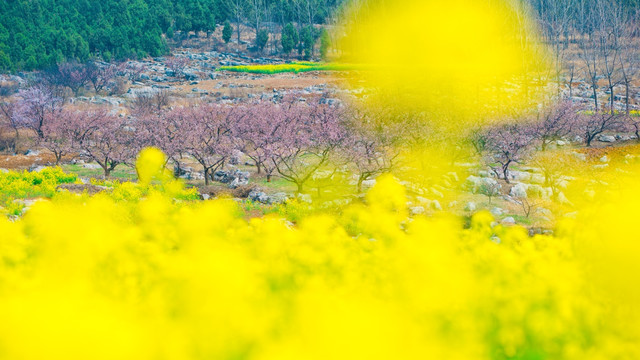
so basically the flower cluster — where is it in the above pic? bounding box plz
[0,149,637,359]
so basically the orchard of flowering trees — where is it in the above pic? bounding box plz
[2,84,639,194]
[0,89,404,194]
[478,101,638,183]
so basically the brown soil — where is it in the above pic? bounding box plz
[57,183,111,195]
[174,72,340,96]
[0,153,59,170]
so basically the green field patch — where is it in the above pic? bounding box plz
[217,62,357,74]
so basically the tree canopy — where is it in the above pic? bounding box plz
[0,0,345,72]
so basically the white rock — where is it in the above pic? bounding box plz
[490,207,504,217]
[527,184,552,200]
[509,183,528,198]
[465,176,501,194]
[416,196,430,205]
[536,208,553,217]
[29,165,48,172]
[598,135,616,143]
[430,187,444,199]
[464,202,477,212]
[502,217,516,225]
[572,152,587,161]
[361,179,377,189]
[557,192,572,205]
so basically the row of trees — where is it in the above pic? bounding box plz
[1,88,402,194]
[3,87,638,196]
[0,0,344,72]
[527,0,640,113]
[478,101,635,184]
[0,0,165,71]
[220,21,330,58]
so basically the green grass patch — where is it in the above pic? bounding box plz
[511,214,533,225]
[217,62,358,74]
[62,164,138,181]
[255,177,297,193]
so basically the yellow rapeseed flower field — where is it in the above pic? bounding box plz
[0,148,638,359]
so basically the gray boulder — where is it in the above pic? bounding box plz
[270,192,289,204]
[509,183,528,198]
[491,207,504,217]
[464,202,476,212]
[465,176,501,194]
[598,135,616,143]
[248,190,270,204]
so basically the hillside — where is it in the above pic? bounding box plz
[0,0,342,72]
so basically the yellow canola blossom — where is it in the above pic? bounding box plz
[0,151,638,359]
[339,0,551,127]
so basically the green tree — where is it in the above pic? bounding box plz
[256,29,269,52]
[300,25,315,60]
[0,51,11,72]
[222,21,233,43]
[319,28,330,60]
[281,23,298,55]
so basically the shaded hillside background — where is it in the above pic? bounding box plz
[3,0,640,72]
[0,0,343,71]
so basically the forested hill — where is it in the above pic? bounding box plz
[0,0,343,72]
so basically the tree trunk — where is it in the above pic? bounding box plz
[237,16,241,44]
[593,84,599,112]
[266,173,272,182]
[357,174,367,193]
[204,168,210,185]
[610,85,615,112]
[586,135,594,147]
[626,82,630,114]
[569,69,574,98]
[502,164,510,184]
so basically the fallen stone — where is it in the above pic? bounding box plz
[509,183,528,198]
[491,207,504,217]
[464,202,476,212]
[598,135,616,143]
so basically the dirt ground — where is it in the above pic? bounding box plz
[0,153,58,170]
[175,71,342,99]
